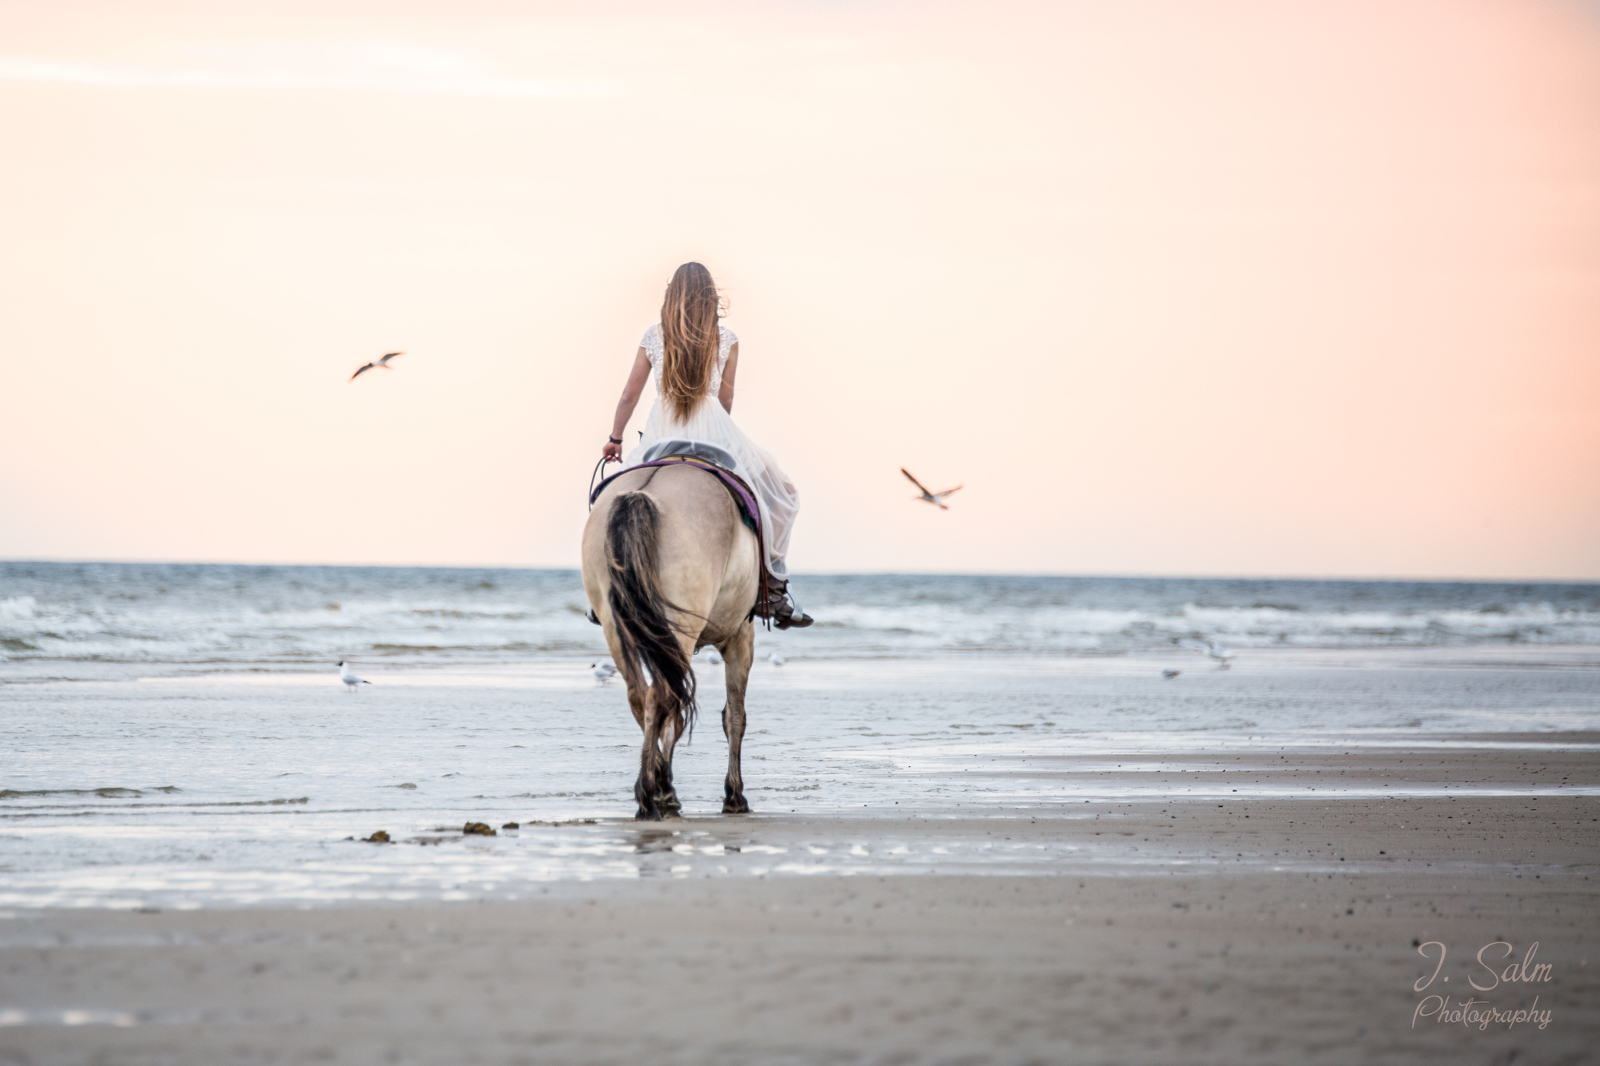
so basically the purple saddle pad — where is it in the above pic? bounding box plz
[590,458,761,537]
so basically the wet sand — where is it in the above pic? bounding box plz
[4,742,1598,1065]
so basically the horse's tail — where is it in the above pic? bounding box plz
[605,491,696,739]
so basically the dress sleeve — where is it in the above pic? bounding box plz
[641,324,662,370]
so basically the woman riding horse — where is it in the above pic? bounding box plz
[583,263,809,819]
[600,262,810,627]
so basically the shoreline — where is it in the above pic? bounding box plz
[4,794,1598,1063]
[2,734,1598,912]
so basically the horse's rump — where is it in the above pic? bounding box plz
[593,451,772,623]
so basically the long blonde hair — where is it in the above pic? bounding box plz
[659,262,723,422]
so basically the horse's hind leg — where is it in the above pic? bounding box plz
[656,644,705,816]
[635,686,669,821]
[623,678,645,729]
[720,622,754,814]
[655,715,682,818]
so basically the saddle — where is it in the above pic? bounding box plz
[589,440,777,624]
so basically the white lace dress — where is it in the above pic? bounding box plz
[626,323,799,579]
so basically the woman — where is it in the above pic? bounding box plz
[601,262,812,629]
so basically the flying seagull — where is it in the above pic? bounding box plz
[349,351,404,382]
[901,468,962,510]
[337,661,371,691]
[1177,639,1236,668]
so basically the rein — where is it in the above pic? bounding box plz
[587,457,610,510]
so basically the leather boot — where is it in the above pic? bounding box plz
[760,582,813,629]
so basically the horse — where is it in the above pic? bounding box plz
[582,460,761,820]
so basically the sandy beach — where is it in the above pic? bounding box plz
[4,741,1597,1065]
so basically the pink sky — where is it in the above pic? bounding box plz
[1,0,1596,578]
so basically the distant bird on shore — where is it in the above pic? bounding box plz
[337,661,371,691]
[590,662,617,683]
[1178,639,1236,668]
[697,646,724,665]
[768,651,786,667]
[901,468,962,510]
[349,351,404,382]
[1162,669,1181,679]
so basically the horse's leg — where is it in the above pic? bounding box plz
[654,622,703,817]
[624,625,701,820]
[635,685,668,821]
[655,714,682,817]
[720,622,754,814]
[624,677,645,729]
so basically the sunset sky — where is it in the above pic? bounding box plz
[2,0,1597,579]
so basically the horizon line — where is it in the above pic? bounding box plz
[2,558,1596,587]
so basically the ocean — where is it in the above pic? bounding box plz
[3,562,1598,908]
[4,562,1599,679]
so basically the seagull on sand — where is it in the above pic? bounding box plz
[1178,639,1236,667]
[768,651,786,667]
[337,661,371,691]
[590,662,618,683]
[349,351,404,382]
[697,646,724,665]
[901,468,963,510]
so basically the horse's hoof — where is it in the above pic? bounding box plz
[635,807,662,821]
[722,797,750,814]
